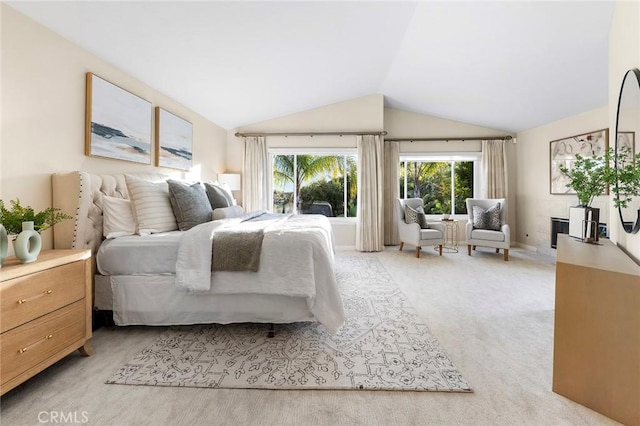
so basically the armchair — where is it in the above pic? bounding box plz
[465,198,510,261]
[395,198,445,258]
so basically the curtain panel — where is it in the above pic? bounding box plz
[481,139,508,199]
[356,135,384,252]
[383,141,400,245]
[243,136,270,212]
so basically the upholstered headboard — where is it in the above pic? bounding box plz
[52,171,169,255]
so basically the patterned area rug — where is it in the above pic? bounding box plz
[106,255,472,392]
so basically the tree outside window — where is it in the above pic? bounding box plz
[272,153,357,217]
[400,160,474,215]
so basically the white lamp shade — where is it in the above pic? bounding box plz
[217,173,241,191]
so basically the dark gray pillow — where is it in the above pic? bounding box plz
[472,202,502,231]
[204,182,233,210]
[404,204,429,229]
[167,180,213,231]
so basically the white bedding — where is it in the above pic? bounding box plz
[96,231,183,275]
[176,214,344,333]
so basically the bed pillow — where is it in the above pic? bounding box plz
[404,204,429,229]
[204,182,234,210]
[212,206,245,220]
[102,196,136,239]
[167,180,213,231]
[125,174,178,234]
[472,202,502,231]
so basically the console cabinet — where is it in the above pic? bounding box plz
[553,235,640,425]
[0,249,93,395]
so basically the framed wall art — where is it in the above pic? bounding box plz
[549,129,609,195]
[85,73,152,164]
[155,107,193,170]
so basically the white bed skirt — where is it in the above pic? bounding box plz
[95,274,315,326]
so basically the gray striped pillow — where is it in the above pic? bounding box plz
[125,175,178,234]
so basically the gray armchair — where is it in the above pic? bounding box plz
[396,198,445,258]
[465,198,510,261]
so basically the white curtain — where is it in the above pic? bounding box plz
[481,139,508,198]
[383,141,400,245]
[356,134,384,252]
[243,136,269,212]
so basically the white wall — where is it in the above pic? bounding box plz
[1,5,227,250]
[609,0,640,263]
[515,107,609,256]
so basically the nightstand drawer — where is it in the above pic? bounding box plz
[1,300,85,386]
[0,261,85,333]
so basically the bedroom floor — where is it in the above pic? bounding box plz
[0,247,619,426]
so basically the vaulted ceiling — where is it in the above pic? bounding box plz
[7,1,614,133]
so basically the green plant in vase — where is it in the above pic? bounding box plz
[559,149,614,207]
[0,199,72,237]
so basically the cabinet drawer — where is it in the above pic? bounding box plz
[1,300,85,386]
[0,261,85,333]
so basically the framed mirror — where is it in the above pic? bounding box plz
[614,68,640,234]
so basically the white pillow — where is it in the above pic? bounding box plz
[102,196,137,239]
[125,174,178,234]
[212,206,245,220]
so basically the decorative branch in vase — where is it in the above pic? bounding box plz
[559,147,640,241]
[0,199,72,263]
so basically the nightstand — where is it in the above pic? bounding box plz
[0,249,93,395]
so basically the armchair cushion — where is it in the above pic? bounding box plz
[405,204,429,229]
[470,229,505,242]
[472,202,502,231]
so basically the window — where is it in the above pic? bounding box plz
[271,150,357,217]
[400,154,479,215]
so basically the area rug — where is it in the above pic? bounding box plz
[106,255,472,392]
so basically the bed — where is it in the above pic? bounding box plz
[51,171,345,334]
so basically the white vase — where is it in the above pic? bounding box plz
[13,221,42,263]
[568,206,600,242]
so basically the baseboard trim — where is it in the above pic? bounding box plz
[516,242,538,252]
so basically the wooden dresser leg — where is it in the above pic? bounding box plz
[78,340,95,357]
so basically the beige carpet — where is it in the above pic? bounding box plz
[106,256,471,392]
[0,247,620,426]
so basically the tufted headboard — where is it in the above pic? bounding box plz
[52,171,169,256]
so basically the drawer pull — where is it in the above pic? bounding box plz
[19,334,54,353]
[17,289,53,304]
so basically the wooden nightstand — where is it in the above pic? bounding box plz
[0,249,94,395]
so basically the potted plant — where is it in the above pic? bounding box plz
[559,147,640,240]
[0,199,71,236]
[0,199,71,263]
[559,150,614,242]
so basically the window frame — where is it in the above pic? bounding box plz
[399,152,481,218]
[269,147,358,219]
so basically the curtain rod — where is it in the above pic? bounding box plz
[235,131,388,137]
[385,135,513,142]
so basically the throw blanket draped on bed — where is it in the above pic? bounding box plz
[175,213,344,334]
[212,223,265,272]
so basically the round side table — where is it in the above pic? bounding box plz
[439,219,459,253]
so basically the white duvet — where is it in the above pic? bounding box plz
[175,213,345,334]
